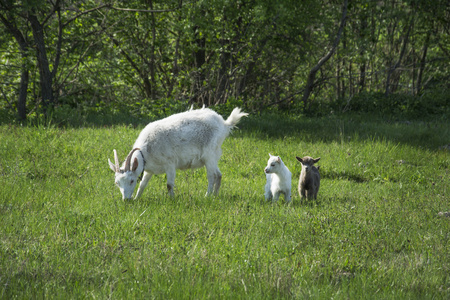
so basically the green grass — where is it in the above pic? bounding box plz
[1,113,449,299]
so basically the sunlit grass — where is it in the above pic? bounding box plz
[0,114,449,298]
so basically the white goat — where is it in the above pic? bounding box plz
[296,156,320,200]
[264,154,292,202]
[108,107,248,199]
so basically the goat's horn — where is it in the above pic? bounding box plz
[124,148,141,172]
[113,149,120,171]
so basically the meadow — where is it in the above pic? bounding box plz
[0,112,449,299]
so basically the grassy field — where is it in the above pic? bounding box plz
[0,112,449,299]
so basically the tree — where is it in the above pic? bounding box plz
[384,10,414,96]
[0,0,107,119]
[0,6,30,120]
[0,0,448,120]
[301,0,348,110]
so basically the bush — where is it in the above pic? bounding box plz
[329,90,449,119]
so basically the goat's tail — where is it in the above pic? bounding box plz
[224,107,249,128]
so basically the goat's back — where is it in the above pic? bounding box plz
[133,108,234,172]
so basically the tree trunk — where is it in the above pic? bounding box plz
[216,38,230,104]
[385,15,414,97]
[192,25,206,105]
[109,35,152,98]
[416,30,430,94]
[301,0,348,110]
[149,0,157,99]
[336,54,341,99]
[216,6,230,105]
[0,14,30,120]
[28,14,54,115]
[358,14,368,92]
[237,37,268,100]
[18,63,29,120]
[167,0,183,98]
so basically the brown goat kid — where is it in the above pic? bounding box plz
[296,156,321,200]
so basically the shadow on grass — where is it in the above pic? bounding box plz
[0,107,153,128]
[1,107,448,150]
[238,112,449,150]
[320,170,368,183]
[295,194,359,208]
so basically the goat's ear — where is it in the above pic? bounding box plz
[276,156,281,163]
[313,157,321,163]
[131,157,139,172]
[269,153,273,157]
[108,158,117,172]
[296,156,303,163]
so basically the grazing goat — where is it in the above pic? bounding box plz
[108,107,248,199]
[296,156,320,200]
[264,154,292,202]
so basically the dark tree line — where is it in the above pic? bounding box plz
[0,0,448,120]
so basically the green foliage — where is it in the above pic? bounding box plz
[0,0,449,119]
[1,113,449,298]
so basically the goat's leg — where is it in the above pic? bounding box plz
[265,178,272,201]
[314,183,320,199]
[213,170,222,195]
[205,164,220,196]
[135,171,153,199]
[166,168,176,197]
[273,190,280,201]
[299,188,306,199]
[285,191,291,203]
[205,173,214,196]
[313,189,318,200]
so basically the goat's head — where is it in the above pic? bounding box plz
[264,153,282,174]
[296,156,320,173]
[108,148,143,200]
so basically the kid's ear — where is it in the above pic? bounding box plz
[277,156,281,163]
[296,156,303,163]
[314,157,321,163]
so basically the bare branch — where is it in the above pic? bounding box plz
[301,0,348,109]
[109,7,176,13]
[108,2,183,14]
[62,4,109,27]
[41,0,61,26]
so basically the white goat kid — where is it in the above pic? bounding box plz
[264,154,292,202]
[109,107,248,199]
